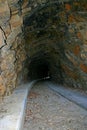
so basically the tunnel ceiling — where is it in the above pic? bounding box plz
[24,1,68,55]
[0,0,87,97]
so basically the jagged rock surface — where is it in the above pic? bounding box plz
[0,0,87,98]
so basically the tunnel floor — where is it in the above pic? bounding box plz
[23,81,87,130]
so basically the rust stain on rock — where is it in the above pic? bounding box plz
[65,4,71,11]
[68,14,76,23]
[62,64,78,80]
[73,45,80,56]
[77,32,83,39]
[80,63,87,73]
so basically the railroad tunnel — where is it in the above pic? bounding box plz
[0,0,87,97]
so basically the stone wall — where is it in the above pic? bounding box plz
[0,0,87,99]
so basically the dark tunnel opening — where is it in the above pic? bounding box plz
[28,58,51,80]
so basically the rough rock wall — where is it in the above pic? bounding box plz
[23,0,87,89]
[0,0,87,99]
[0,0,26,98]
[50,2,87,89]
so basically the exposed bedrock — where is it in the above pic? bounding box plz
[0,0,87,98]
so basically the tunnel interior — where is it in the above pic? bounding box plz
[22,0,87,88]
[23,2,64,83]
[28,58,50,80]
[0,0,87,97]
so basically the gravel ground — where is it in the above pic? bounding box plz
[23,81,87,130]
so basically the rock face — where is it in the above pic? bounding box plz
[0,0,26,97]
[0,0,87,98]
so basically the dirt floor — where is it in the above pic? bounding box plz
[23,81,87,130]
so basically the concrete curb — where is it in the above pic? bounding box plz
[18,80,38,130]
[47,82,87,111]
[17,80,37,130]
[0,80,37,130]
